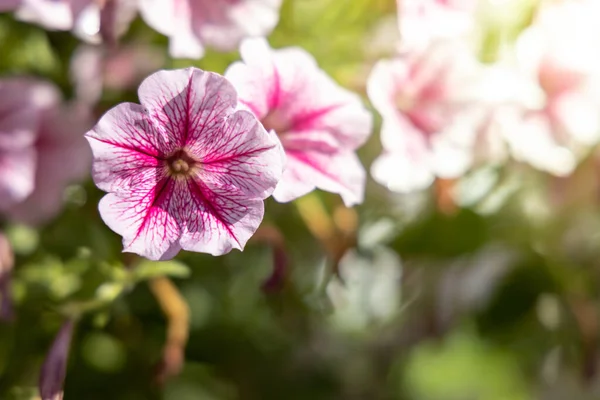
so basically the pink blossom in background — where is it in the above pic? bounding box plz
[13,0,136,43]
[8,104,92,226]
[397,0,478,51]
[70,44,166,105]
[86,68,285,261]
[367,40,489,193]
[138,0,282,59]
[502,0,600,176]
[0,78,92,225]
[225,38,372,206]
[0,79,56,212]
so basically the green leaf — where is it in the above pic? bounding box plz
[131,260,191,282]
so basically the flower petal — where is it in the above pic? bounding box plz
[195,109,284,199]
[137,68,237,149]
[274,150,365,207]
[98,175,182,261]
[178,177,266,256]
[85,102,172,194]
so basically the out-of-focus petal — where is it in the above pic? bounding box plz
[39,320,75,400]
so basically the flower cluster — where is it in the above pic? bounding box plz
[368,0,600,193]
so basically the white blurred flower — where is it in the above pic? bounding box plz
[327,247,402,332]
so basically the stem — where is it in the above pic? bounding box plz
[148,276,189,383]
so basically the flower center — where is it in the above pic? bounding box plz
[262,110,290,135]
[166,149,196,177]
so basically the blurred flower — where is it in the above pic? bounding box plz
[225,38,373,206]
[13,0,136,43]
[39,319,74,400]
[86,67,285,261]
[367,40,489,193]
[7,103,92,225]
[495,0,600,176]
[327,247,402,332]
[397,0,478,51]
[0,78,91,225]
[70,43,166,105]
[138,0,282,59]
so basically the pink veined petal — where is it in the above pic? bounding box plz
[195,109,285,199]
[178,176,266,256]
[137,68,237,149]
[0,148,36,211]
[367,59,410,117]
[85,102,172,194]
[98,173,182,261]
[273,150,365,207]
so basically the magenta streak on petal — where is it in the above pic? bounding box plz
[201,144,276,165]
[287,103,346,132]
[129,176,174,245]
[268,64,282,110]
[187,178,241,246]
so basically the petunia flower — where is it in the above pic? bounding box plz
[138,0,282,59]
[225,38,372,206]
[86,67,285,261]
[0,78,57,213]
[498,0,600,176]
[7,103,92,226]
[367,40,489,193]
[0,77,91,225]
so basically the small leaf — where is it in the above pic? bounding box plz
[131,260,191,282]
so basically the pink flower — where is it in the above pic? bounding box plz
[225,38,372,206]
[13,0,136,43]
[0,78,92,225]
[0,79,56,212]
[367,40,488,193]
[398,0,478,51]
[138,0,282,59]
[85,67,285,261]
[500,0,600,176]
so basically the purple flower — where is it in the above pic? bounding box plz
[225,38,372,206]
[86,67,285,261]
[138,0,282,59]
[0,77,92,225]
[39,320,74,400]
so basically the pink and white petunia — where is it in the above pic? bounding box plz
[225,38,372,206]
[397,0,478,51]
[367,40,489,193]
[138,0,282,59]
[0,78,57,212]
[86,67,285,261]
[498,0,600,176]
[0,77,92,225]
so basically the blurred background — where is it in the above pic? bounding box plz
[2,0,600,399]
